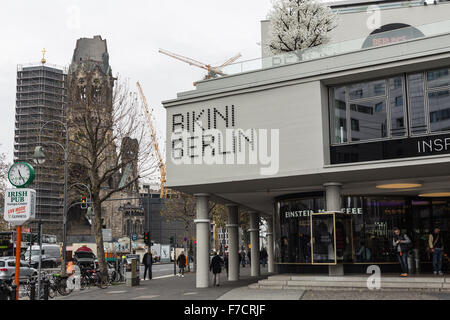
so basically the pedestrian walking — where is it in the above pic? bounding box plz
[393,227,412,277]
[177,251,187,277]
[210,252,223,286]
[142,249,153,280]
[260,248,268,268]
[429,226,445,275]
[247,249,251,266]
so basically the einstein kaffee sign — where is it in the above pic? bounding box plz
[4,189,36,226]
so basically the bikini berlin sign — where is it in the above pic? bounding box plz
[3,189,36,226]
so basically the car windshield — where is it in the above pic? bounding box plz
[75,252,95,259]
[0,261,4,267]
[26,250,42,255]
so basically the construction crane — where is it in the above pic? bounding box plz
[136,81,167,198]
[159,49,241,83]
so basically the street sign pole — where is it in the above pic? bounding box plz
[173,232,177,276]
[14,225,22,300]
[37,222,43,300]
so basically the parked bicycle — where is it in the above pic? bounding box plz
[48,273,73,296]
[79,266,109,289]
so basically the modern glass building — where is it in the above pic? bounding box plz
[163,0,450,284]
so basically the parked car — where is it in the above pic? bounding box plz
[0,257,38,282]
[74,247,96,268]
[24,244,61,268]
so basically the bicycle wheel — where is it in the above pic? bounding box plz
[56,277,73,296]
[47,285,56,299]
[79,275,87,290]
[97,274,109,289]
[110,271,119,283]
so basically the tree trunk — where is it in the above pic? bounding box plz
[93,195,108,277]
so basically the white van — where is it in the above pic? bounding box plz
[25,244,61,268]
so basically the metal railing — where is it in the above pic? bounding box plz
[222,18,450,76]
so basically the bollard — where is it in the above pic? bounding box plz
[0,282,8,300]
[413,249,420,274]
[42,279,49,300]
[407,251,415,274]
[9,283,17,300]
[29,281,36,300]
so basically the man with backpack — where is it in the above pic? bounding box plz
[393,227,412,277]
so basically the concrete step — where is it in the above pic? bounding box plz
[252,275,450,291]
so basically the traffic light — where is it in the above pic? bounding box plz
[169,236,175,246]
[81,196,87,209]
[144,232,149,245]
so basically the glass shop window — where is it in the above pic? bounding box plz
[348,79,386,100]
[427,68,450,89]
[350,100,387,141]
[408,73,426,134]
[390,77,406,137]
[331,86,347,144]
[428,90,450,132]
[330,76,405,144]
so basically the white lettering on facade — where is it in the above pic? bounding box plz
[418,137,450,154]
[284,208,363,219]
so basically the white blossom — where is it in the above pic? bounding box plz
[266,0,338,56]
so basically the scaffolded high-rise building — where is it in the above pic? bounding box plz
[14,61,67,237]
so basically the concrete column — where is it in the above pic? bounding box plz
[323,183,343,276]
[226,205,239,281]
[194,193,210,288]
[249,212,260,277]
[267,216,274,273]
[324,182,342,212]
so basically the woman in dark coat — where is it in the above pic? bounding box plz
[177,251,187,277]
[210,252,223,286]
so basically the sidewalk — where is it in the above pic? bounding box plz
[56,264,273,300]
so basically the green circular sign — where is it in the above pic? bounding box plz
[8,162,35,188]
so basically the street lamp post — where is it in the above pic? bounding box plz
[33,120,68,275]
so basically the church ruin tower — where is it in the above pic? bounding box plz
[67,35,119,189]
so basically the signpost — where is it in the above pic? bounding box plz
[4,162,36,300]
[102,229,112,242]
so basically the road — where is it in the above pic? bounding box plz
[139,263,181,280]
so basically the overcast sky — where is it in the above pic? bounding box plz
[0,0,279,165]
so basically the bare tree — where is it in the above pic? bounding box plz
[0,150,11,231]
[266,0,338,57]
[160,190,196,239]
[67,65,157,276]
[161,191,249,248]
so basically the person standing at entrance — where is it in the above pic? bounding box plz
[142,249,153,280]
[393,227,411,277]
[429,226,445,275]
[176,251,187,277]
[224,253,229,278]
[240,250,246,268]
[210,252,223,286]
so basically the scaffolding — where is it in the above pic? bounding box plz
[14,63,67,238]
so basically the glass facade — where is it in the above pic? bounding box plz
[330,67,450,145]
[276,194,450,264]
